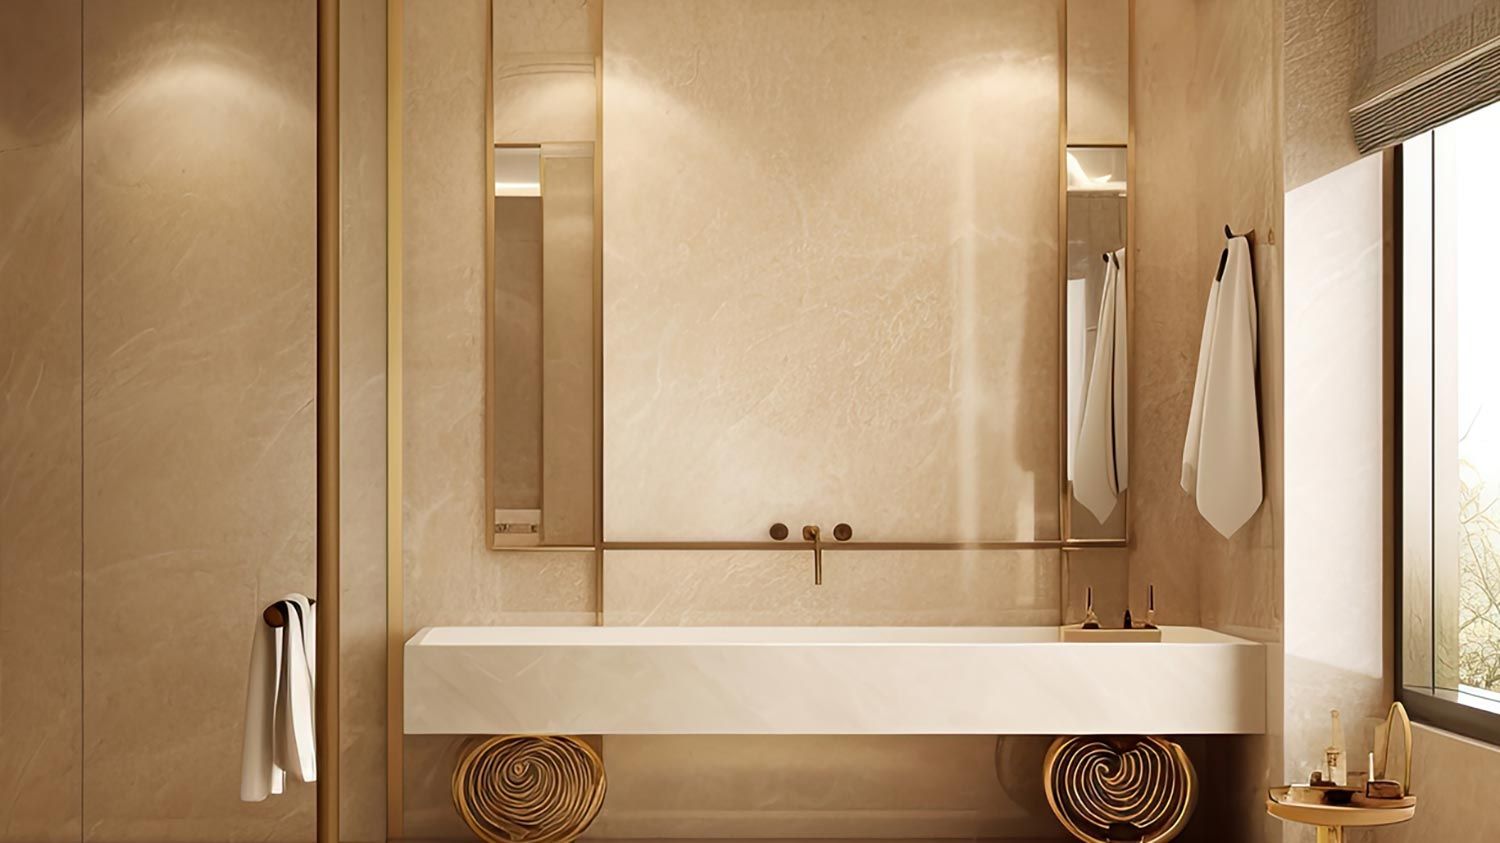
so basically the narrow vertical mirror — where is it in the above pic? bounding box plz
[489,142,598,547]
[487,0,600,549]
[1064,0,1129,541]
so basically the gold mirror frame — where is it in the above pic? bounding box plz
[481,1,606,557]
[1059,0,1133,546]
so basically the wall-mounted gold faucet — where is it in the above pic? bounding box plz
[770,521,851,585]
[802,524,822,585]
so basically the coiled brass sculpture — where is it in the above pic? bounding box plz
[1043,735,1196,842]
[452,735,607,843]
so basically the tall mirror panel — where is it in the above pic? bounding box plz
[1064,0,1130,542]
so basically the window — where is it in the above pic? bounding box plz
[1399,98,1500,743]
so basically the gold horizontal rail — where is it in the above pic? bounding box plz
[598,539,1127,552]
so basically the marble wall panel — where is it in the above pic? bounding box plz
[492,0,596,145]
[339,0,391,838]
[1129,0,1284,633]
[602,0,1061,544]
[1126,0,1205,628]
[1191,0,1284,642]
[80,1,316,839]
[603,549,1059,627]
[1381,724,1500,843]
[1060,549,1129,626]
[0,2,84,840]
[1066,0,1129,145]
[403,0,597,627]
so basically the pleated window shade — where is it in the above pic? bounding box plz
[1351,37,1500,153]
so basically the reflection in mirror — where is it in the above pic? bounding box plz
[1065,147,1127,537]
[490,143,597,548]
[491,147,544,543]
[487,0,600,549]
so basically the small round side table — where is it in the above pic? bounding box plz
[1266,788,1415,843]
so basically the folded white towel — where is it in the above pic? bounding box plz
[241,594,316,801]
[1182,235,1262,537]
[1073,248,1129,522]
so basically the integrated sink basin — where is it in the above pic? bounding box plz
[405,625,1265,736]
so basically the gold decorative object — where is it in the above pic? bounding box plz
[452,735,607,843]
[1043,735,1196,842]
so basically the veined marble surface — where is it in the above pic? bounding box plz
[406,625,1266,736]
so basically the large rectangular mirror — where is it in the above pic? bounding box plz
[1063,0,1130,542]
[486,0,600,549]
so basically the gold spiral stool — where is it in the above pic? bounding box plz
[452,735,607,843]
[1043,736,1196,842]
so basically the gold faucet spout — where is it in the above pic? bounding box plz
[802,525,822,585]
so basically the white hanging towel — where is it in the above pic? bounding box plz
[1181,235,1262,537]
[240,594,317,802]
[1073,248,1129,522]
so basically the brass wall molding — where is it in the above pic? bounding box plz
[315,0,341,839]
[385,0,405,834]
[1043,735,1196,843]
[453,735,608,843]
[601,539,1127,552]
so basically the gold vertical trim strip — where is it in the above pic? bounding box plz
[592,0,606,625]
[316,0,341,840]
[384,0,404,836]
[1057,0,1071,559]
[483,0,499,550]
[1125,0,1135,550]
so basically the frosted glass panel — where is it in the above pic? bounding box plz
[603,0,1061,541]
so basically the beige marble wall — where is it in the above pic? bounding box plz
[603,0,1061,544]
[1381,724,1500,842]
[1129,0,1283,633]
[603,549,1059,627]
[1127,0,1205,628]
[0,3,83,840]
[1191,0,1284,644]
[339,1,391,839]
[80,2,316,839]
[1066,0,1129,145]
[492,0,596,145]
[72,3,382,839]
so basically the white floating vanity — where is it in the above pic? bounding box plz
[405,625,1266,736]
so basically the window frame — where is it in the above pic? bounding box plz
[1393,135,1500,748]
